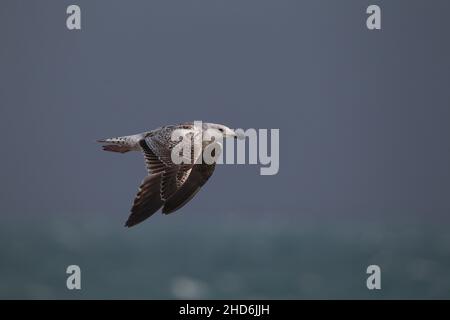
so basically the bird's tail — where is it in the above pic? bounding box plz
[97,134,143,153]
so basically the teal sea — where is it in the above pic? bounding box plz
[1,213,449,299]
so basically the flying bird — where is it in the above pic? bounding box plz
[98,122,239,227]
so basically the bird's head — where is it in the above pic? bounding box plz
[202,123,243,141]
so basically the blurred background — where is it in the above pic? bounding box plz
[0,0,449,299]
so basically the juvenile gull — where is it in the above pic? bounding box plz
[98,122,239,227]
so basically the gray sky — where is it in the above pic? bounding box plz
[1,0,450,221]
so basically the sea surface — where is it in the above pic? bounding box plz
[1,213,449,299]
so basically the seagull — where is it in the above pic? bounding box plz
[98,122,239,227]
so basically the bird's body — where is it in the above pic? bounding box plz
[98,122,238,227]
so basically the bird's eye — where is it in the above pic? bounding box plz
[219,128,224,132]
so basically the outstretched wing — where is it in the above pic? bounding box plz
[162,163,216,214]
[124,139,172,227]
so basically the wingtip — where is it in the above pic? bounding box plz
[124,221,133,228]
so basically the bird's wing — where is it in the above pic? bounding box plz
[142,126,201,201]
[125,173,164,227]
[162,162,216,214]
[125,137,187,227]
